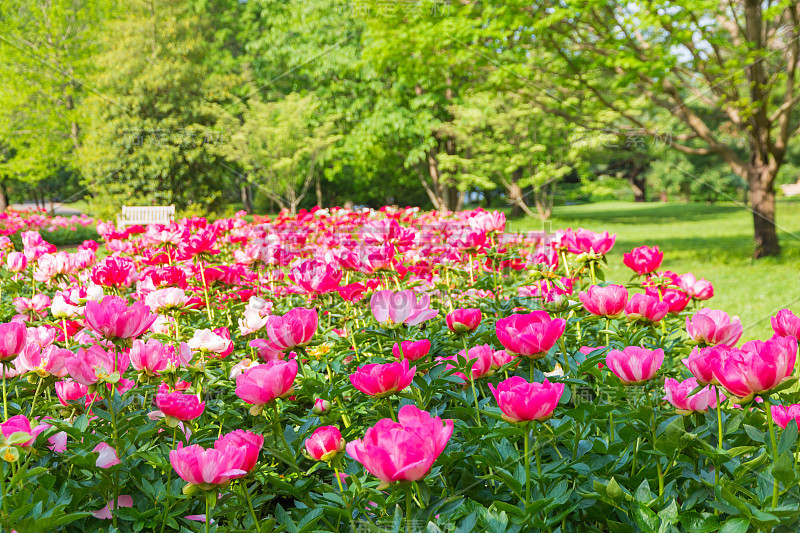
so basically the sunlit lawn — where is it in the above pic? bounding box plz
[507,200,800,342]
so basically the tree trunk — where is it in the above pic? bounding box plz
[240,183,252,214]
[0,183,8,212]
[749,168,780,258]
[315,174,322,208]
[505,168,535,218]
[628,171,647,202]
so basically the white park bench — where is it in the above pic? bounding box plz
[117,205,176,228]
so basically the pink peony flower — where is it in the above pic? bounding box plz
[169,443,248,489]
[215,430,264,473]
[624,293,669,323]
[235,360,298,407]
[350,359,415,397]
[265,308,318,351]
[686,309,742,346]
[84,296,156,340]
[0,415,47,447]
[713,336,797,401]
[305,426,345,461]
[771,404,800,430]
[772,309,800,340]
[489,377,564,423]
[392,339,431,362]
[623,245,663,275]
[605,346,664,384]
[663,377,724,413]
[495,311,566,358]
[346,405,453,488]
[445,308,482,334]
[579,285,628,317]
[0,321,27,362]
[155,389,205,422]
[370,290,439,328]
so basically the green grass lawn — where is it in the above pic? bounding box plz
[507,200,800,342]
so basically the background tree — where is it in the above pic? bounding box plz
[217,94,341,213]
[77,0,236,218]
[494,0,800,257]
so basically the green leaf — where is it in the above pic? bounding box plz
[743,424,765,443]
[777,423,798,455]
[772,452,795,484]
[719,517,750,533]
[632,503,658,533]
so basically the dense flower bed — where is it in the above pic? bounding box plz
[0,208,94,236]
[0,206,797,532]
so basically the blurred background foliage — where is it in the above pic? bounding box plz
[0,0,798,223]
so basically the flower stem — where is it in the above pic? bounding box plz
[558,337,571,375]
[241,482,259,526]
[205,492,212,533]
[109,383,120,529]
[405,486,413,533]
[29,377,43,418]
[159,426,178,533]
[199,261,214,321]
[715,387,723,495]
[764,396,780,508]
[334,465,345,492]
[2,363,7,421]
[470,377,482,428]
[524,423,531,507]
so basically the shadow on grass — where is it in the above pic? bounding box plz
[552,203,743,225]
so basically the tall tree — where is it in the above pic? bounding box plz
[77,0,235,217]
[495,0,800,257]
[0,0,105,208]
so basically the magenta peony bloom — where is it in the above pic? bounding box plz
[6,252,27,273]
[713,336,797,401]
[129,339,172,375]
[305,426,345,461]
[265,308,318,351]
[663,377,724,413]
[313,398,331,415]
[489,377,564,423]
[682,345,733,385]
[686,309,743,346]
[346,405,453,488]
[605,346,664,384]
[495,311,566,358]
[0,415,47,447]
[17,344,70,378]
[438,344,495,382]
[215,430,264,473]
[567,229,616,255]
[0,321,27,362]
[289,259,343,294]
[235,359,298,407]
[65,345,130,386]
[155,389,205,422]
[169,443,248,490]
[623,245,663,275]
[445,308,482,334]
[84,296,156,340]
[771,404,800,430]
[677,273,714,300]
[392,339,431,362]
[491,349,518,370]
[645,287,691,314]
[370,289,439,328]
[772,309,800,340]
[625,293,669,323]
[349,359,415,397]
[579,285,628,317]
